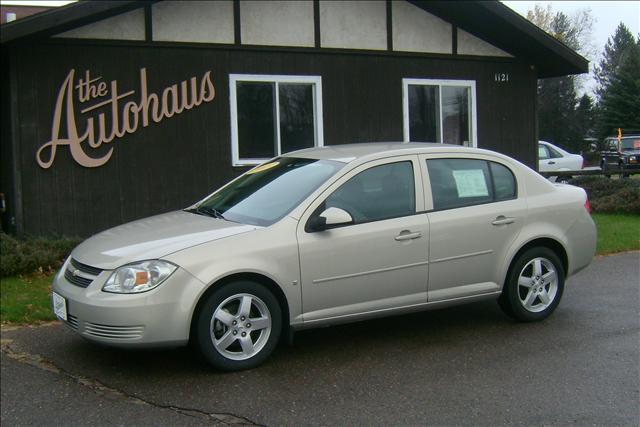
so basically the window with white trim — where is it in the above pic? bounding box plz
[230,74,323,166]
[402,79,477,147]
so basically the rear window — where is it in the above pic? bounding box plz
[426,159,516,210]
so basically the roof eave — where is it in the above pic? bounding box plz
[411,1,588,78]
[1,0,146,44]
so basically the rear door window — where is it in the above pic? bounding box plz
[426,158,516,210]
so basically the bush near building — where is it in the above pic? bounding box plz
[568,176,640,214]
[0,233,81,277]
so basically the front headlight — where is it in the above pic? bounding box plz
[103,260,177,294]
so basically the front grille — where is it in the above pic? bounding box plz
[63,313,143,340]
[64,269,93,288]
[65,258,103,288]
[66,314,79,330]
[70,258,103,276]
[84,322,144,340]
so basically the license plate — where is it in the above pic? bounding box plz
[52,292,67,321]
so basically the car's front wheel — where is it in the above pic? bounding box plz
[196,281,282,371]
[499,247,565,322]
[619,162,630,178]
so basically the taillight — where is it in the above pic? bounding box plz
[584,198,592,214]
[581,157,586,169]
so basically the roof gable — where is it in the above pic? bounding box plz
[1,0,587,77]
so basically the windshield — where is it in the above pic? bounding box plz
[192,157,344,226]
[620,137,640,151]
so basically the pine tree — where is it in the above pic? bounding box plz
[597,39,640,138]
[574,94,595,151]
[593,23,636,100]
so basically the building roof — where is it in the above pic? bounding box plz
[0,0,588,78]
[415,1,588,77]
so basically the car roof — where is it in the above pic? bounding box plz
[284,142,498,163]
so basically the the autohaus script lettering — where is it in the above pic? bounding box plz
[36,68,215,168]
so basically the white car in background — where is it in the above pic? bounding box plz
[538,141,584,175]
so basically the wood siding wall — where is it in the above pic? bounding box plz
[4,42,537,237]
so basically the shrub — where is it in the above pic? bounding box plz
[0,233,82,277]
[568,176,640,214]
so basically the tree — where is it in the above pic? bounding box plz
[593,23,636,100]
[574,94,595,151]
[526,6,594,150]
[596,37,640,138]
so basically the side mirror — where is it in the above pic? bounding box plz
[308,207,353,232]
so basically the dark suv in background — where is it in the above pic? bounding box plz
[601,135,640,177]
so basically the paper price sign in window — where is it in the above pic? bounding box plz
[452,169,489,198]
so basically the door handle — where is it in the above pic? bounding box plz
[548,161,556,165]
[395,230,422,241]
[492,216,515,226]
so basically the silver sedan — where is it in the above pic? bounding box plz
[52,143,596,371]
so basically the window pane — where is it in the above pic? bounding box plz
[490,162,516,201]
[279,84,315,154]
[237,82,276,159]
[441,86,470,146]
[538,145,549,159]
[325,162,415,223]
[427,159,493,210]
[408,85,440,142]
[547,146,562,159]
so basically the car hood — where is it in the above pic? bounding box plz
[622,150,640,156]
[71,210,260,270]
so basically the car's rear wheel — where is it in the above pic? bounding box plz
[499,247,565,322]
[196,281,281,371]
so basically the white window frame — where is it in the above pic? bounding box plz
[229,74,324,166]
[402,78,477,148]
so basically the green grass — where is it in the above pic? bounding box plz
[592,213,640,255]
[1,273,56,324]
[1,214,638,325]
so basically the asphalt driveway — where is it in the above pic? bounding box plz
[2,251,639,426]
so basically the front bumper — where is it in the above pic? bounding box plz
[52,260,207,348]
[622,161,640,170]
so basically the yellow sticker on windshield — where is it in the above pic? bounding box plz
[246,161,279,175]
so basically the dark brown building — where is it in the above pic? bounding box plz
[1,0,587,237]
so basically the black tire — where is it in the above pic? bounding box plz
[619,163,629,178]
[499,247,565,322]
[195,280,282,371]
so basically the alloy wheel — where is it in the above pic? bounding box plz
[210,293,272,361]
[516,257,559,313]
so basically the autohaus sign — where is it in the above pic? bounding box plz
[36,68,216,169]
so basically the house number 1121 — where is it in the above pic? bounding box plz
[494,73,510,82]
